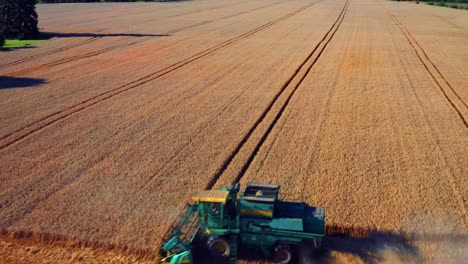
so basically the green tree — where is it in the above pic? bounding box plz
[0,0,19,38]
[16,0,39,38]
[0,0,38,39]
[0,30,4,47]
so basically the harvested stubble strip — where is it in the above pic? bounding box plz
[0,229,156,261]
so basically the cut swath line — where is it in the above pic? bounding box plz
[0,37,102,69]
[205,0,350,190]
[7,41,138,76]
[220,1,282,20]
[162,0,254,20]
[0,0,323,152]
[386,12,467,127]
[6,19,216,76]
[164,20,214,34]
[402,26,467,109]
[382,5,467,226]
[1,1,281,73]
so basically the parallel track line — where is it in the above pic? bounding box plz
[205,0,350,190]
[383,4,467,225]
[403,26,467,109]
[385,9,467,127]
[0,37,102,69]
[0,0,322,152]
[2,1,283,75]
[0,0,278,71]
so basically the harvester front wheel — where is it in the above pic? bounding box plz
[273,244,293,264]
[206,236,230,259]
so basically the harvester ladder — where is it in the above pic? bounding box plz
[229,234,238,263]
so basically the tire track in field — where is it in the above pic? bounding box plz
[3,1,283,76]
[385,6,467,226]
[212,1,282,21]
[384,9,467,127]
[0,109,140,228]
[59,0,251,28]
[138,69,269,191]
[0,0,278,72]
[164,0,254,19]
[429,13,468,34]
[0,37,102,69]
[391,33,468,227]
[6,41,138,76]
[0,0,322,152]
[101,0,251,25]
[404,28,468,109]
[393,15,468,109]
[205,0,350,190]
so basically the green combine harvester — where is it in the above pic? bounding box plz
[160,183,325,264]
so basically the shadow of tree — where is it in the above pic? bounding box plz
[0,76,46,89]
[0,45,38,52]
[40,0,192,2]
[155,0,193,2]
[41,32,170,38]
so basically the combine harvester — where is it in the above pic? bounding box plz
[160,183,325,264]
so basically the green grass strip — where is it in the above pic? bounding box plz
[3,39,49,49]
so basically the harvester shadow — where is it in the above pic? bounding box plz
[316,232,422,264]
[0,76,46,89]
[41,32,170,38]
[196,225,423,264]
[312,225,422,263]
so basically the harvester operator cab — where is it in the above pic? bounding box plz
[191,183,240,229]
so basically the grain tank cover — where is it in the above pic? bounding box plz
[239,183,280,218]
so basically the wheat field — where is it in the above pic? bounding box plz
[0,0,466,263]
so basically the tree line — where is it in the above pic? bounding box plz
[38,0,175,2]
[0,0,39,46]
[394,0,468,2]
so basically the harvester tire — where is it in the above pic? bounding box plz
[206,236,230,259]
[273,244,293,264]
